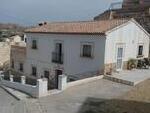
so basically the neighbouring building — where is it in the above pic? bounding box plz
[14,18,150,89]
[10,42,26,75]
[122,0,150,9]
[94,0,150,33]
[0,35,26,70]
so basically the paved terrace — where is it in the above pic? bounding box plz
[106,69,150,86]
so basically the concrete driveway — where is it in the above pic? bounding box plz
[0,79,132,113]
[33,79,132,113]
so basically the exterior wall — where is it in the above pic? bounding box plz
[9,35,22,43]
[10,44,26,74]
[0,42,10,69]
[104,21,150,73]
[25,34,106,80]
[1,78,48,98]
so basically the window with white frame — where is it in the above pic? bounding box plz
[81,43,94,58]
[32,39,37,49]
[19,63,24,72]
[138,45,144,56]
[11,60,14,69]
[32,66,37,76]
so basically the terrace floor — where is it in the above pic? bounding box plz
[107,69,150,85]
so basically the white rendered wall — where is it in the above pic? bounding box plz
[25,34,106,77]
[105,21,150,64]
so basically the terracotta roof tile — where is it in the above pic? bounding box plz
[25,19,129,34]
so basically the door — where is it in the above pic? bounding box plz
[116,47,123,71]
[44,70,50,90]
[55,70,62,89]
[55,43,62,61]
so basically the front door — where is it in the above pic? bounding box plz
[116,47,123,71]
[55,70,62,89]
[44,70,50,90]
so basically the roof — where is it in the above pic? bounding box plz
[25,19,129,35]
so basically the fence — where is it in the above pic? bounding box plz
[67,70,101,82]
[58,74,104,90]
[0,74,48,98]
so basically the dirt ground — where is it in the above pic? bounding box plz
[122,79,150,102]
[79,79,150,113]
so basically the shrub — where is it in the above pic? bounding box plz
[127,59,137,70]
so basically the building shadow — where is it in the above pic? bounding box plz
[78,97,150,113]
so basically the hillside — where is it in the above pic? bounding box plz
[0,23,26,41]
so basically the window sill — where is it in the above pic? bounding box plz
[137,55,144,58]
[80,55,94,59]
[31,48,38,50]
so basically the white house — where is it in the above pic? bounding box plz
[16,18,149,89]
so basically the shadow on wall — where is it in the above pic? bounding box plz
[78,97,150,113]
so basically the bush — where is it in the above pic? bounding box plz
[127,59,137,70]
[137,58,150,69]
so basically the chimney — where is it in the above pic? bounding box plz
[44,22,47,25]
[38,23,43,26]
[38,22,47,26]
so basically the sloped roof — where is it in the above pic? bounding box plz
[25,19,129,34]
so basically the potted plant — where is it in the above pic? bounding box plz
[127,59,137,70]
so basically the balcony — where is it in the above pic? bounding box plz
[52,52,63,64]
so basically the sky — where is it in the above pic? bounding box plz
[0,0,122,26]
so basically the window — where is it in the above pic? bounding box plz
[21,37,24,41]
[11,60,14,68]
[32,40,37,49]
[138,45,143,56]
[19,63,24,72]
[82,44,93,58]
[32,66,37,76]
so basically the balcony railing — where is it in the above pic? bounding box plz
[52,52,63,64]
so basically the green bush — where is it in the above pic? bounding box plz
[127,59,137,70]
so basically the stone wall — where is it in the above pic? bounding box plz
[0,42,10,69]
[104,61,128,75]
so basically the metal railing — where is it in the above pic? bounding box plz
[52,52,63,64]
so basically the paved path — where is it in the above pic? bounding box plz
[0,87,26,113]
[37,79,131,113]
[0,79,132,113]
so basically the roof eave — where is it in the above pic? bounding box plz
[25,31,105,36]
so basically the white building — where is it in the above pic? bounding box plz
[14,18,149,88]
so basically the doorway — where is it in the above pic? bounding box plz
[55,69,62,89]
[44,70,51,90]
[116,47,124,71]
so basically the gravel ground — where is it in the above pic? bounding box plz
[79,79,150,113]
[122,79,150,102]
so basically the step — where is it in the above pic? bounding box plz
[104,75,134,86]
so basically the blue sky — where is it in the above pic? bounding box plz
[0,0,122,25]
